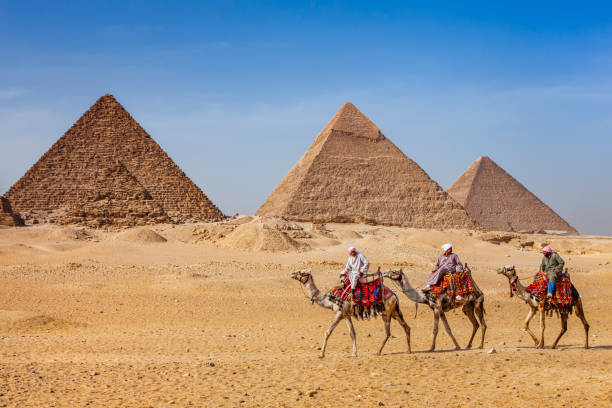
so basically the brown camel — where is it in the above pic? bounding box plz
[290,269,412,358]
[497,265,589,349]
[382,265,487,352]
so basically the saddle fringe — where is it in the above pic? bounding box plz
[352,303,386,320]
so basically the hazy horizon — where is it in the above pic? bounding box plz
[1,1,611,235]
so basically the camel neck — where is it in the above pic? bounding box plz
[400,274,427,304]
[512,277,531,302]
[304,278,333,309]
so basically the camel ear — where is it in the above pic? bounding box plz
[377,266,381,273]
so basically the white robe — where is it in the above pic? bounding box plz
[342,253,370,289]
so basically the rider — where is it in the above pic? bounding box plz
[539,246,565,298]
[422,243,465,301]
[340,247,370,292]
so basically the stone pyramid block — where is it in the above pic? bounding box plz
[59,162,170,228]
[256,102,475,229]
[3,94,224,224]
[447,156,577,234]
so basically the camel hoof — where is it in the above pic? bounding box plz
[318,354,325,359]
[375,352,381,356]
[454,346,461,350]
[427,347,435,353]
[465,344,473,349]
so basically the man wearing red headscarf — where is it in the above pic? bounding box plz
[539,246,565,298]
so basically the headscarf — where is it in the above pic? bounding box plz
[348,246,358,255]
[441,243,452,252]
[541,246,556,254]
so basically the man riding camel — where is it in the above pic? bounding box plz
[422,243,464,301]
[539,246,565,298]
[340,247,370,293]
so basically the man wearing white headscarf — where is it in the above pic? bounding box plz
[340,247,370,290]
[422,243,464,294]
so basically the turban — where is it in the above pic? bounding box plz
[542,246,555,254]
[441,243,452,252]
[348,247,358,255]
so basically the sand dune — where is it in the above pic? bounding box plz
[0,223,610,407]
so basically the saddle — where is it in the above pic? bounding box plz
[328,271,390,320]
[427,271,477,303]
[525,271,576,314]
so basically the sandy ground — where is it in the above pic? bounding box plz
[0,220,611,407]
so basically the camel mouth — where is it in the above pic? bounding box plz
[497,265,515,275]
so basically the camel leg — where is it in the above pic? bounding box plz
[462,303,479,349]
[552,313,568,349]
[573,298,590,349]
[440,312,461,350]
[474,300,487,349]
[537,309,545,349]
[377,316,392,356]
[345,317,357,357]
[319,312,343,358]
[392,307,411,354]
[523,307,540,345]
[428,309,441,352]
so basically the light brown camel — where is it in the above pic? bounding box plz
[290,269,412,358]
[382,265,487,352]
[497,265,589,349]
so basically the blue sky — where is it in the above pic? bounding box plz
[1,1,611,235]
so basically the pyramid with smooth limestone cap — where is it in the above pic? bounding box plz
[256,102,475,229]
[447,156,577,234]
[3,94,224,225]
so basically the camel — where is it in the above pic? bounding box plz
[497,265,589,349]
[290,269,412,358]
[382,265,486,352]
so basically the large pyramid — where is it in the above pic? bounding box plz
[256,102,475,229]
[4,94,224,224]
[447,156,577,234]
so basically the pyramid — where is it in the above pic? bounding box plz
[447,156,577,234]
[3,94,224,224]
[256,102,475,229]
[59,162,170,228]
[0,196,23,226]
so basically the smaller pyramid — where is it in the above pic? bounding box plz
[0,197,23,226]
[59,162,170,228]
[447,156,577,234]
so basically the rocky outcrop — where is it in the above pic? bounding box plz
[3,94,224,225]
[447,156,577,234]
[256,102,475,229]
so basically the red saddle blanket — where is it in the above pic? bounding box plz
[525,271,573,307]
[328,277,391,307]
[428,272,476,302]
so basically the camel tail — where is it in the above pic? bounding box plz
[414,302,418,319]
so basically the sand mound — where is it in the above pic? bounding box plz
[117,228,167,243]
[0,310,79,333]
[330,229,363,240]
[402,230,488,251]
[220,223,306,252]
[225,215,254,225]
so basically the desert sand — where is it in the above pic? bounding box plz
[0,218,611,407]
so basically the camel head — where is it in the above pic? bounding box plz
[290,269,312,284]
[382,268,404,281]
[497,265,517,281]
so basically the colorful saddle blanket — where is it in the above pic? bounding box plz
[428,271,476,303]
[525,271,574,307]
[328,276,391,319]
